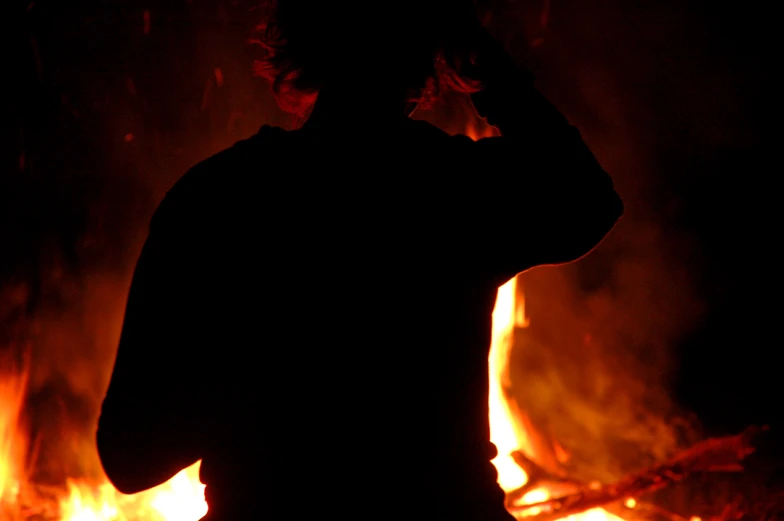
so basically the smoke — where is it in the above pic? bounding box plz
[470,0,765,487]
[508,231,704,483]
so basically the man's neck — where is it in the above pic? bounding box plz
[301,84,413,131]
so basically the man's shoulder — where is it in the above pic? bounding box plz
[407,117,476,144]
[151,125,286,230]
[164,125,285,205]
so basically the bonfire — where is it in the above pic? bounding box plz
[0,126,771,521]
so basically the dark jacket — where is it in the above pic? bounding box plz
[96,77,623,521]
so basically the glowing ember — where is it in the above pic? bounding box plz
[60,482,121,521]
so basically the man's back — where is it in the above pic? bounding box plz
[172,121,513,520]
[98,110,622,520]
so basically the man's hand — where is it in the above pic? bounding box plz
[461,27,536,123]
[445,2,535,120]
[447,0,531,88]
[461,27,521,86]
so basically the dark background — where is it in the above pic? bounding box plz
[1,0,779,512]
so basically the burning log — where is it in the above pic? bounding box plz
[507,426,763,521]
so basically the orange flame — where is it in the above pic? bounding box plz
[488,278,627,521]
[460,110,629,521]
[0,355,206,521]
[0,360,28,508]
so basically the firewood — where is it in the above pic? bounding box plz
[508,426,763,521]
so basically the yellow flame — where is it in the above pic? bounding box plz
[59,462,206,521]
[562,510,628,521]
[521,488,550,516]
[55,462,206,521]
[489,278,529,491]
[60,482,121,521]
[0,357,206,521]
[146,463,207,521]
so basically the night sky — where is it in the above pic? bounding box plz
[1,0,779,512]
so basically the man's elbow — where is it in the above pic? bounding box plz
[96,422,150,495]
[575,188,623,256]
[96,405,202,495]
[96,410,169,495]
[596,188,624,237]
[535,188,624,266]
[573,188,624,255]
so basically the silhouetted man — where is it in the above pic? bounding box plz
[96,1,623,520]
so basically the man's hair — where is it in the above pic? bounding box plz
[251,0,480,114]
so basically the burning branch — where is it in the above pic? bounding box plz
[505,449,580,506]
[508,426,764,521]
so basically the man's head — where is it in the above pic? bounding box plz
[253,0,479,114]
